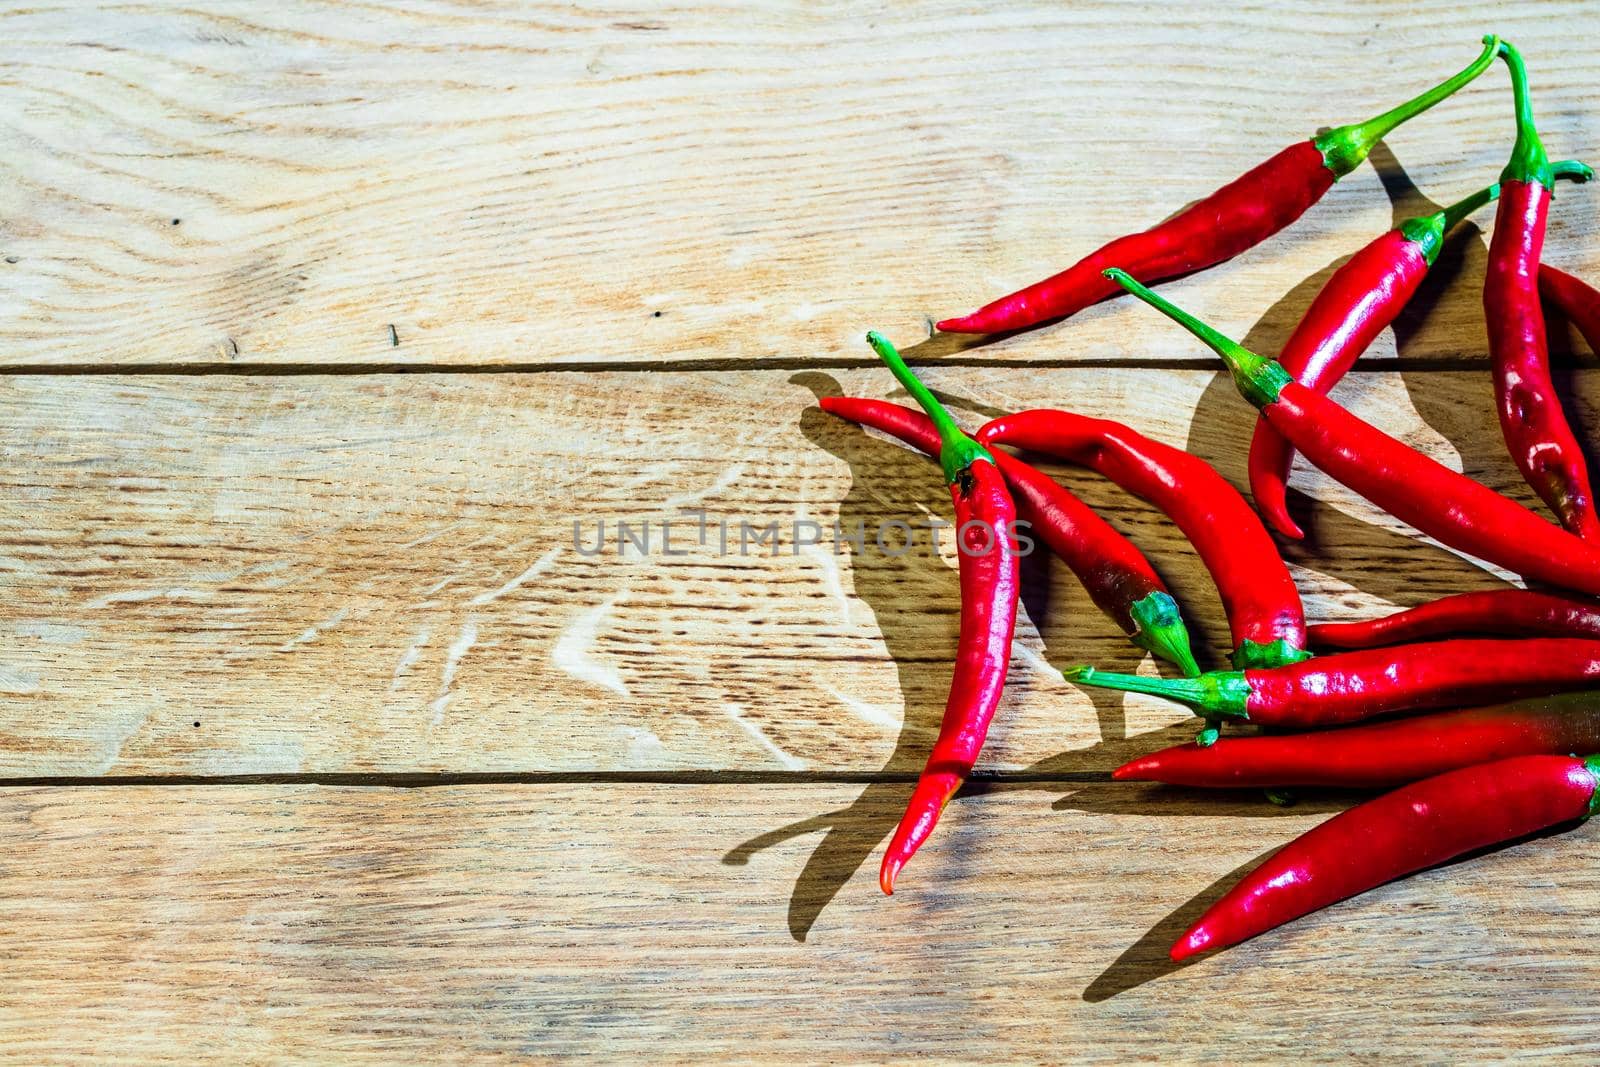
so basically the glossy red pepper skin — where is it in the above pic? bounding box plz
[1485,41,1598,540]
[861,333,1021,896]
[1172,754,1600,960]
[1072,638,1600,729]
[1486,181,1600,541]
[1283,379,1600,593]
[819,397,1197,672]
[1310,589,1600,650]
[1115,693,1600,790]
[1247,228,1435,540]
[1250,177,1571,539]
[937,39,1501,336]
[880,458,1020,894]
[977,410,1308,668]
[1108,267,1600,597]
[1238,638,1600,726]
[937,143,1333,335]
[1540,264,1600,354]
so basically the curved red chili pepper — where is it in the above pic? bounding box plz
[819,396,1199,674]
[1172,753,1600,960]
[1309,589,1600,649]
[862,333,1020,896]
[1540,264,1600,354]
[1249,183,1500,539]
[1106,269,1600,598]
[936,38,1500,336]
[975,410,1307,671]
[1068,637,1600,730]
[1114,692,1600,790]
[1485,42,1597,539]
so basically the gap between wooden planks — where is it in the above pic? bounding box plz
[0,365,1596,777]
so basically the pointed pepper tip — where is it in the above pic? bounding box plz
[1109,759,1144,782]
[878,858,901,896]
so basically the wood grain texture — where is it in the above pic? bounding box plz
[3,783,1598,1060]
[0,1,1596,367]
[6,4,1600,1058]
[1,365,1596,776]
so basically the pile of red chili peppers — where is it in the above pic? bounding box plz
[819,36,1600,962]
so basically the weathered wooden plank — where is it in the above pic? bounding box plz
[0,366,1592,775]
[0,783,1595,1060]
[0,2,1596,367]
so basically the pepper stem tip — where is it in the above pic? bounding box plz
[1553,160,1595,184]
[1128,591,1201,677]
[1496,38,1565,189]
[1065,664,1253,718]
[1104,270,1292,409]
[1315,36,1499,178]
[863,330,992,485]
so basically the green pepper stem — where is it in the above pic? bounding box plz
[1231,637,1314,670]
[1584,754,1600,820]
[1439,182,1502,232]
[1063,665,1252,718]
[1314,36,1499,178]
[1494,42,1592,188]
[1398,182,1500,265]
[1552,160,1596,184]
[1496,39,1551,187]
[1102,269,1292,409]
[864,331,992,485]
[1127,591,1201,677]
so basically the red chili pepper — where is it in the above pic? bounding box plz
[1484,42,1597,539]
[935,38,1500,336]
[1248,183,1500,539]
[819,396,1199,675]
[1114,692,1600,790]
[1309,589,1600,650]
[863,333,1020,895]
[1106,269,1600,598]
[1540,265,1600,354]
[1172,753,1600,960]
[975,410,1308,671]
[1067,637,1600,730]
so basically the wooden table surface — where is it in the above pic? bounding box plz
[4,1,1600,1059]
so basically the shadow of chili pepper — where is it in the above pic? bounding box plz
[1082,813,1583,1001]
[1081,850,1274,1002]
[724,372,1156,942]
[1050,782,1354,819]
[747,381,957,939]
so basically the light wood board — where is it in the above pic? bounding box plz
[0,367,1591,776]
[6,2,1600,1060]
[2,784,1598,1061]
[0,2,1596,368]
